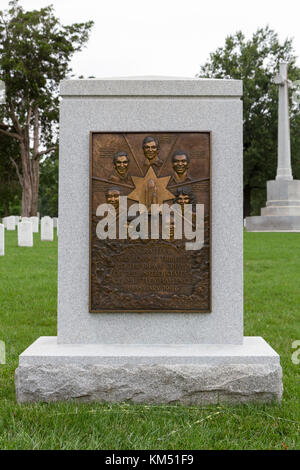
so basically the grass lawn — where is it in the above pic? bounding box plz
[0,229,299,450]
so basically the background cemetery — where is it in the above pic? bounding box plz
[1,215,57,253]
[0,0,299,451]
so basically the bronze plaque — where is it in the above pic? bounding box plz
[90,132,211,313]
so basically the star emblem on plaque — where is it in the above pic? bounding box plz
[90,132,211,313]
[128,167,174,207]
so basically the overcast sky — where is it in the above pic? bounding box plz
[4,0,300,77]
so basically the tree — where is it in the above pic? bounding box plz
[38,149,58,218]
[198,27,300,216]
[0,0,93,216]
[0,123,21,217]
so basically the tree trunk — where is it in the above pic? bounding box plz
[243,185,251,218]
[31,157,40,216]
[2,103,55,217]
[30,106,39,216]
[4,202,9,217]
[21,177,32,217]
[20,142,33,217]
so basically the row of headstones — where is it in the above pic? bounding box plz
[2,215,58,231]
[0,216,58,255]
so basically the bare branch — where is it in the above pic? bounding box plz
[36,146,57,159]
[8,101,23,136]
[10,157,23,187]
[0,127,22,141]
[26,105,32,127]
[33,106,39,159]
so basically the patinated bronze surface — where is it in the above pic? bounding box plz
[90,132,211,313]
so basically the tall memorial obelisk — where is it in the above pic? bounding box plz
[274,62,293,181]
[246,62,300,231]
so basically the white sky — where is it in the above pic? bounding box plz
[2,0,300,77]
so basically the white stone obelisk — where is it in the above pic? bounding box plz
[274,62,293,181]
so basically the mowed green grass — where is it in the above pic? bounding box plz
[0,230,299,450]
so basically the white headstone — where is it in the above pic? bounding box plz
[0,224,4,255]
[18,221,33,247]
[41,216,54,241]
[6,216,16,231]
[2,217,7,229]
[15,216,20,225]
[30,216,39,233]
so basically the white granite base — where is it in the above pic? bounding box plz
[15,336,282,404]
[246,179,300,231]
[246,215,300,232]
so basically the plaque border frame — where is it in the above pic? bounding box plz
[89,131,212,314]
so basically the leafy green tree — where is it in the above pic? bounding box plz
[198,27,300,216]
[38,149,58,218]
[0,123,21,217]
[0,0,93,216]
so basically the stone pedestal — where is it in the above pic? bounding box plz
[15,337,282,404]
[15,77,282,404]
[246,179,300,231]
